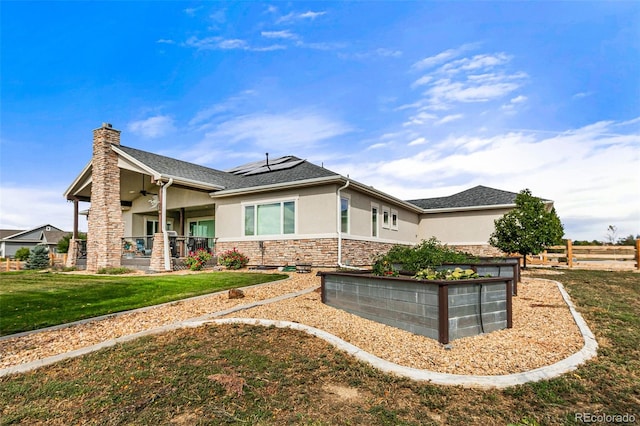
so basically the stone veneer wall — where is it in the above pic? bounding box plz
[215,237,408,268]
[451,244,505,257]
[149,233,166,272]
[86,124,124,272]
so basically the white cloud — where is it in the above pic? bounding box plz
[184,36,285,52]
[411,43,479,70]
[0,186,80,231]
[261,30,298,39]
[218,39,248,50]
[128,116,175,138]
[510,95,527,104]
[156,39,175,45]
[435,114,463,125]
[188,110,352,156]
[408,137,427,146]
[336,119,640,240]
[277,10,327,24]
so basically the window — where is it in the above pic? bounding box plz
[371,205,378,237]
[244,200,296,236]
[340,197,349,233]
[146,219,172,235]
[188,219,214,238]
[382,206,390,229]
[391,209,399,230]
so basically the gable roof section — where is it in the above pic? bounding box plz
[407,186,521,211]
[1,225,64,241]
[0,229,25,239]
[115,145,237,190]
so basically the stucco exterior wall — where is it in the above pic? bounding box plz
[419,208,511,245]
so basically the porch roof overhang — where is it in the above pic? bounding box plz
[64,145,225,203]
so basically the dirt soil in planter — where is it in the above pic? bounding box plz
[1,270,584,377]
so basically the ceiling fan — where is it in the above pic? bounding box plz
[129,175,157,197]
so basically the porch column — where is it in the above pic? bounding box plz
[65,198,80,268]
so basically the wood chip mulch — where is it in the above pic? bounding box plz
[0,270,585,376]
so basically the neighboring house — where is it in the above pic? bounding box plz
[64,123,553,272]
[0,225,67,258]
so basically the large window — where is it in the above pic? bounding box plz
[244,201,296,236]
[340,197,349,233]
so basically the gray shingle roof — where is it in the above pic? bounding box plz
[407,185,520,210]
[117,146,340,191]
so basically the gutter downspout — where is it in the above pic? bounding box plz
[162,178,174,271]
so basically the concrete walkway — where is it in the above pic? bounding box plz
[0,279,597,389]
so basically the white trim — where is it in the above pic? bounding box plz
[63,160,92,197]
[371,203,379,238]
[382,206,390,229]
[390,208,399,231]
[340,194,350,235]
[420,204,516,214]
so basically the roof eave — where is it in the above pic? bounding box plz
[420,203,517,214]
[209,175,344,198]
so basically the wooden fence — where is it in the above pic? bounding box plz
[526,239,640,270]
[2,253,68,271]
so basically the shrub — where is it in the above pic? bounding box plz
[96,267,134,275]
[372,237,477,275]
[14,247,31,261]
[218,248,249,270]
[185,249,213,271]
[25,245,50,270]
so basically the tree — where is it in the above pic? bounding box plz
[57,232,87,254]
[25,245,50,270]
[489,189,564,268]
[605,225,618,246]
[14,247,31,261]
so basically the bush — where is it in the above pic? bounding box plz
[25,245,50,270]
[96,267,134,275]
[372,237,477,275]
[185,249,213,271]
[218,248,249,270]
[14,247,31,261]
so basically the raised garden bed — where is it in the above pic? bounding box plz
[319,271,513,344]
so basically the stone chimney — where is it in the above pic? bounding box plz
[86,123,124,272]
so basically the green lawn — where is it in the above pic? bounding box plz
[0,271,287,336]
[1,269,638,425]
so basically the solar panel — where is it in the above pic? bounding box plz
[227,156,303,176]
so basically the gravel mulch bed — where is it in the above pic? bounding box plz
[0,270,585,376]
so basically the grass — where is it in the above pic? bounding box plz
[1,269,639,425]
[0,270,287,336]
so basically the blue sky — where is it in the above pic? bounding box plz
[1,1,639,241]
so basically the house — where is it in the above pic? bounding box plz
[64,123,553,272]
[0,225,68,258]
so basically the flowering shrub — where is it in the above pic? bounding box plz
[218,248,249,270]
[185,249,212,271]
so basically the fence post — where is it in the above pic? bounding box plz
[636,239,640,271]
[566,239,573,268]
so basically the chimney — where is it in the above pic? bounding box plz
[86,123,124,271]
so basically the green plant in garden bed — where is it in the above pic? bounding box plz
[372,237,478,276]
[413,267,486,280]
